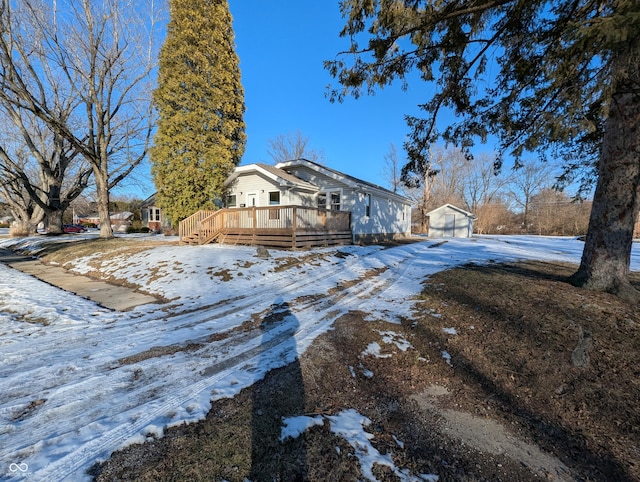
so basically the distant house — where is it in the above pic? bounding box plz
[141,194,166,232]
[223,159,413,243]
[427,204,476,238]
[78,212,134,232]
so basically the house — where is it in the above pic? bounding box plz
[78,211,134,232]
[141,194,166,232]
[223,159,413,244]
[427,204,476,238]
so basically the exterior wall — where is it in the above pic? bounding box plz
[226,172,316,208]
[351,191,411,240]
[142,205,163,232]
[428,206,474,238]
[283,165,411,239]
[227,166,413,243]
[227,173,280,207]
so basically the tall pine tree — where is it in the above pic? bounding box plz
[327,0,640,302]
[152,0,246,225]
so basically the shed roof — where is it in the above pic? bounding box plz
[427,203,477,219]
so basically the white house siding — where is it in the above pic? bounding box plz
[283,166,355,207]
[227,173,283,207]
[351,192,411,242]
[281,164,411,242]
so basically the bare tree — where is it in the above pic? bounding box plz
[0,98,92,234]
[401,145,438,234]
[529,189,591,236]
[428,147,468,208]
[381,142,403,193]
[508,160,556,231]
[463,154,512,212]
[267,130,324,164]
[474,202,513,235]
[0,153,44,235]
[0,0,162,237]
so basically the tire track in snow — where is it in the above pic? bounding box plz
[6,244,426,481]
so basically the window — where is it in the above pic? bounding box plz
[269,191,280,205]
[365,194,371,218]
[330,192,341,211]
[154,208,161,221]
[317,193,327,209]
[227,194,237,208]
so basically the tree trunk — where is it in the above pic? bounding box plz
[9,204,43,236]
[44,183,64,234]
[94,168,114,238]
[45,209,64,235]
[571,53,640,303]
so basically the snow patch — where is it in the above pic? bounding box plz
[282,409,440,482]
[0,234,635,480]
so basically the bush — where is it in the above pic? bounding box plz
[9,225,33,237]
[125,225,152,234]
[0,222,9,228]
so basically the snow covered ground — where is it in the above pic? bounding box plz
[0,234,638,481]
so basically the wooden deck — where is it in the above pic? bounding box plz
[179,206,352,248]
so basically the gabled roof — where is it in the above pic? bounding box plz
[141,193,157,207]
[427,203,477,218]
[276,159,412,205]
[224,163,318,192]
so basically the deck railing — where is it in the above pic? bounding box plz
[180,205,351,245]
[178,209,217,242]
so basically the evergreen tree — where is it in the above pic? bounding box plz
[152,0,246,225]
[327,0,640,302]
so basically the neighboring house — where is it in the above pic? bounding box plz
[78,212,134,232]
[427,204,476,238]
[141,194,166,232]
[224,159,413,243]
[110,211,134,232]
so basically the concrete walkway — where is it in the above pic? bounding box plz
[0,248,159,311]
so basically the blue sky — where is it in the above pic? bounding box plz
[124,1,484,199]
[229,1,427,186]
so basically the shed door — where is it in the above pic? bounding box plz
[444,214,455,237]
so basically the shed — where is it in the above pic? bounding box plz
[427,204,476,238]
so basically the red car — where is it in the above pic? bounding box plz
[63,224,88,233]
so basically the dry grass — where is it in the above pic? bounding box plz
[34,238,178,266]
[89,260,640,482]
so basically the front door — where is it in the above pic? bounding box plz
[247,193,257,207]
